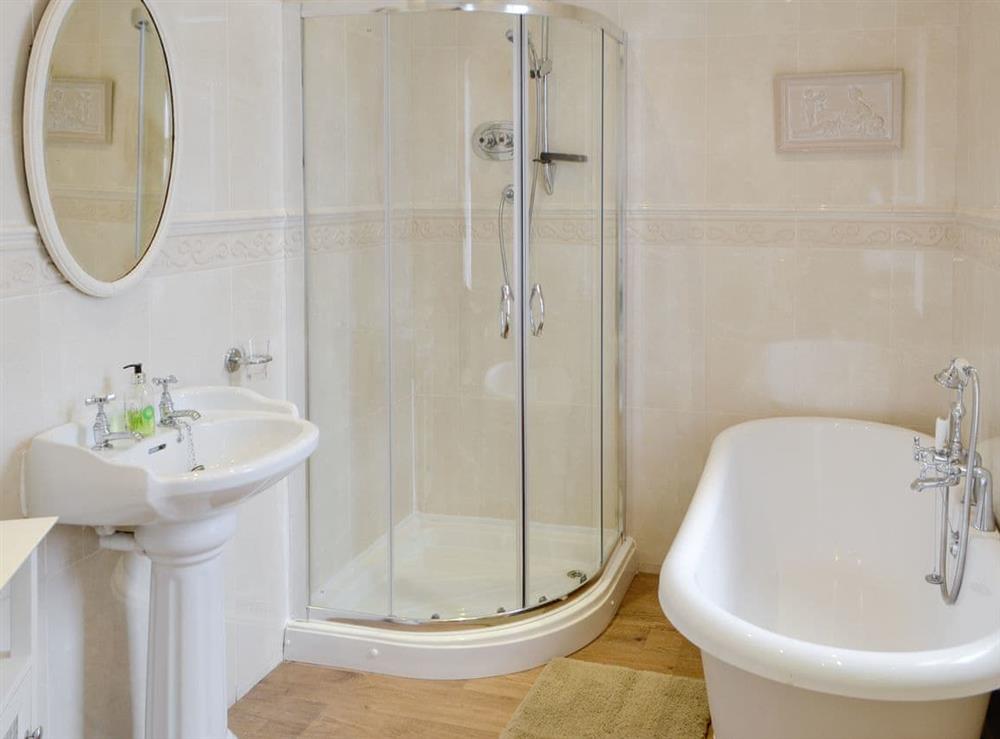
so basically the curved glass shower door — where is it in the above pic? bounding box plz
[522,14,605,606]
[386,10,522,621]
[303,12,395,618]
[304,9,523,621]
[302,4,625,625]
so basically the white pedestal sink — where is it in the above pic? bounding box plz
[22,386,319,739]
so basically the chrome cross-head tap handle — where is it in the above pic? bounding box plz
[153,375,201,427]
[85,393,114,407]
[85,393,114,432]
[86,393,141,449]
[152,375,178,419]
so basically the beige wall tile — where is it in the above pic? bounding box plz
[302,18,347,210]
[896,0,960,27]
[706,34,798,205]
[794,249,893,344]
[629,245,705,411]
[800,1,863,32]
[888,345,958,430]
[626,408,708,570]
[889,249,954,350]
[705,246,795,340]
[706,0,800,36]
[790,339,896,421]
[705,334,799,415]
[621,0,707,39]
[860,0,897,28]
[894,25,959,209]
[628,37,707,206]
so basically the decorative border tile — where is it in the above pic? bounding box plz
[957,215,1000,269]
[0,248,45,297]
[0,214,291,297]
[0,207,974,299]
[797,219,893,249]
[626,215,704,246]
[893,221,962,250]
[151,227,288,276]
[704,218,795,247]
[630,210,958,251]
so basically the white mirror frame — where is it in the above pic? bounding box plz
[22,0,180,298]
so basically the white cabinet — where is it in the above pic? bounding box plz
[0,518,56,739]
[0,673,33,739]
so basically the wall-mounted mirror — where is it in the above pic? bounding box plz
[23,0,176,297]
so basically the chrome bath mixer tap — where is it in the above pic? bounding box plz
[912,358,995,604]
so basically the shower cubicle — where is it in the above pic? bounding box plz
[300,0,626,630]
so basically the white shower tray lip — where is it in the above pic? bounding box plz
[285,537,637,680]
[21,385,318,527]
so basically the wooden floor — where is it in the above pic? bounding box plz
[229,573,705,738]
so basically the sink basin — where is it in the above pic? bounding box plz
[21,385,318,739]
[168,384,300,415]
[24,403,317,527]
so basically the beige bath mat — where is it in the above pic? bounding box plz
[501,658,711,739]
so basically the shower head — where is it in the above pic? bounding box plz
[505,28,540,74]
[132,6,150,30]
[935,358,974,389]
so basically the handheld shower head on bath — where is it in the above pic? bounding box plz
[935,357,974,390]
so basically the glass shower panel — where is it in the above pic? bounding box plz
[602,34,625,560]
[303,14,390,616]
[523,16,604,605]
[387,11,521,621]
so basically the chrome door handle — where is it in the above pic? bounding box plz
[498,283,513,339]
[529,282,545,336]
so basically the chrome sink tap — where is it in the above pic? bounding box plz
[912,358,996,605]
[86,394,142,450]
[153,375,202,431]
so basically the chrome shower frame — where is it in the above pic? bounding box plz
[296,0,628,627]
[299,1,626,43]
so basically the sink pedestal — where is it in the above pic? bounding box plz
[135,511,238,739]
[22,386,319,739]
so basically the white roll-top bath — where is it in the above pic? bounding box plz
[660,418,1000,739]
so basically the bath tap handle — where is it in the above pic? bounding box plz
[913,437,935,464]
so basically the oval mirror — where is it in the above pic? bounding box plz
[23,0,177,297]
